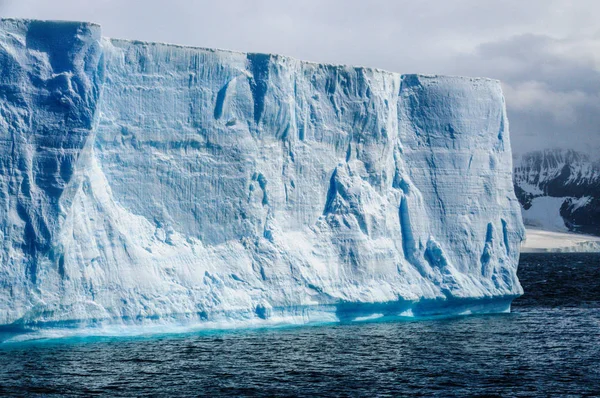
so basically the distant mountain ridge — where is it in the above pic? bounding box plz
[514,149,600,236]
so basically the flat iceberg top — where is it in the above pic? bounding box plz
[107,38,501,84]
[1,18,497,82]
[109,34,500,82]
[0,18,101,27]
[0,18,524,329]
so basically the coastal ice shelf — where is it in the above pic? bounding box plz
[0,19,524,328]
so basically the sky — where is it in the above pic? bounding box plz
[1,0,598,157]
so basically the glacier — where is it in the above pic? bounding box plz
[514,149,600,237]
[0,19,524,331]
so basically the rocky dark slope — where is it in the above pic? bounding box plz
[514,149,600,236]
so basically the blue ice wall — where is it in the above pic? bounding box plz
[0,20,524,328]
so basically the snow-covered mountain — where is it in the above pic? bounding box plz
[514,149,600,236]
[0,19,524,329]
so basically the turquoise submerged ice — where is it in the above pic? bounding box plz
[0,19,524,329]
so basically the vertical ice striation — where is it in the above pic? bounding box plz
[0,20,103,325]
[0,20,524,328]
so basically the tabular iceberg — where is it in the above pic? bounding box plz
[0,19,524,329]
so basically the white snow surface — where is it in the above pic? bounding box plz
[522,229,600,253]
[522,197,570,232]
[0,20,524,328]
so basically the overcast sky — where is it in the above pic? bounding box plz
[1,0,598,157]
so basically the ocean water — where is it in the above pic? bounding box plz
[0,253,599,397]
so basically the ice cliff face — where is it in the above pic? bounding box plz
[0,19,524,328]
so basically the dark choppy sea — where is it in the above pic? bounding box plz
[0,253,599,397]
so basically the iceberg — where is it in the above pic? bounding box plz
[0,19,524,330]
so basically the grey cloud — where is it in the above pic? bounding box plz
[471,34,600,93]
[449,33,600,155]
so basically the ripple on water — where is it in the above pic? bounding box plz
[0,253,598,396]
